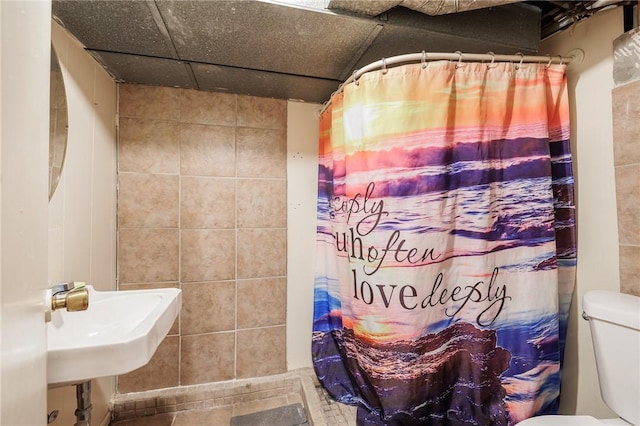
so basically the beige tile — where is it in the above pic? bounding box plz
[181,229,236,282]
[237,96,286,129]
[173,406,234,426]
[612,82,640,166]
[119,84,180,120]
[181,281,235,335]
[118,336,179,393]
[181,177,235,229]
[119,282,179,290]
[236,128,286,178]
[180,124,235,177]
[615,164,640,246]
[118,173,179,228]
[236,326,286,379]
[118,229,179,283]
[287,392,304,406]
[120,282,180,335]
[237,179,286,228]
[181,332,235,385]
[119,117,180,173]
[237,278,286,329]
[179,89,236,126]
[620,245,640,297]
[237,228,286,278]
[116,87,296,392]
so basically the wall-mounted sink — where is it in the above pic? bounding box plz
[47,285,181,387]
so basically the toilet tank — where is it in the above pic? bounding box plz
[583,290,640,426]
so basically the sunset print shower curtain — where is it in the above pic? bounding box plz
[312,61,576,425]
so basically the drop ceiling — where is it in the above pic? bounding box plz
[50,0,621,103]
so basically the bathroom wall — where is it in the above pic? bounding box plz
[50,4,629,422]
[47,20,117,426]
[612,29,640,297]
[0,2,50,424]
[117,85,288,391]
[1,3,632,424]
[284,15,631,418]
[540,6,622,419]
[286,101,321,370]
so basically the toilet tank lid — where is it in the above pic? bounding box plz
[583,290,640,331]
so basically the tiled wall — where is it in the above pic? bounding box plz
[117,84,287,392]
[612,30,640,297]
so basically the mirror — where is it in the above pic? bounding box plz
[49,45,68,200]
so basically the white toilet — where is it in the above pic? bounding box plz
[519,290,640,425]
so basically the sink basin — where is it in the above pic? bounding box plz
[47,285,181,386]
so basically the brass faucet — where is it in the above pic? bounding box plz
[50,282,89,312]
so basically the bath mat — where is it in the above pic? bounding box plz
[230,403,307,426]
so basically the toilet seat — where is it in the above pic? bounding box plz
[518,415,603,425]
[518,415,630,425]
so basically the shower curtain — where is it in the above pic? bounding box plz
[312,60,576,425]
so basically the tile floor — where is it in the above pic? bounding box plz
[110,393,302,426]
[314,381,357,426]
[110,378,357,426]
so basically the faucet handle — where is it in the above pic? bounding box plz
[49,283,90,312]
[63,288,89,312]
[50,281,74,294]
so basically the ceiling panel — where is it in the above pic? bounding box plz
[328,0,400,16]
[88,51,196,89]
[53,0,177,59]
[156,0,382,79]
[52,0,546,103]
[376,5,541,53]
[354,30,505,73]
[192,62,339,103]
[352,27,528,72]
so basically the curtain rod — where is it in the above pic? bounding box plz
[320,49,585,114]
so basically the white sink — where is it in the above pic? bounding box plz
[47,285,181,386]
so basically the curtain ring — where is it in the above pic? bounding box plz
[455,50,463,69]
[421,50,427,69]
[487,51,496,69]
[382,57,388,74]
[515,52,524,70]
[352,70,359,86]
[545,54,553,68]
[558,55,564,65]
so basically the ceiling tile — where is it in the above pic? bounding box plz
[350,4,539,72]
[379,5,540,53]
[352,27,519,73]
[191,62,339,103]
[53,0,543,104]
[156,0,381,79]
[328,0,399,16]
[53,1,177,59]
[89,51,196,89]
